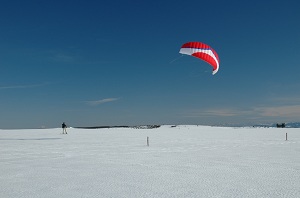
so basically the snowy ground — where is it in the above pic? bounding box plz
[1,125,300,198]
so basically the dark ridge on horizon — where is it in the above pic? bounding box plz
[74,125,161,129]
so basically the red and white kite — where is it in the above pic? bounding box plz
[179,42,220,75]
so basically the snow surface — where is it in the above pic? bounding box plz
[1,125,300,198]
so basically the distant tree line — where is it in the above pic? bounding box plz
[75,125,161,129]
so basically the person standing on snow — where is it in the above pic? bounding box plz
[62,122,67,134]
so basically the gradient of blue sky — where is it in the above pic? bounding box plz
[1,0,300,128]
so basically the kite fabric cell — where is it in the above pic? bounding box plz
[179,42,220,75]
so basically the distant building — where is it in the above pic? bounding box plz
[276,123,285,128]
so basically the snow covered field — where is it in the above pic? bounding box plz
[1,125,300,198]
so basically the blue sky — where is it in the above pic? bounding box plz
[1,0,300,128]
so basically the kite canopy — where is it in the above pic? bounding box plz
[179,42,220,75]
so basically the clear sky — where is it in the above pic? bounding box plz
[1,0,300,129]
